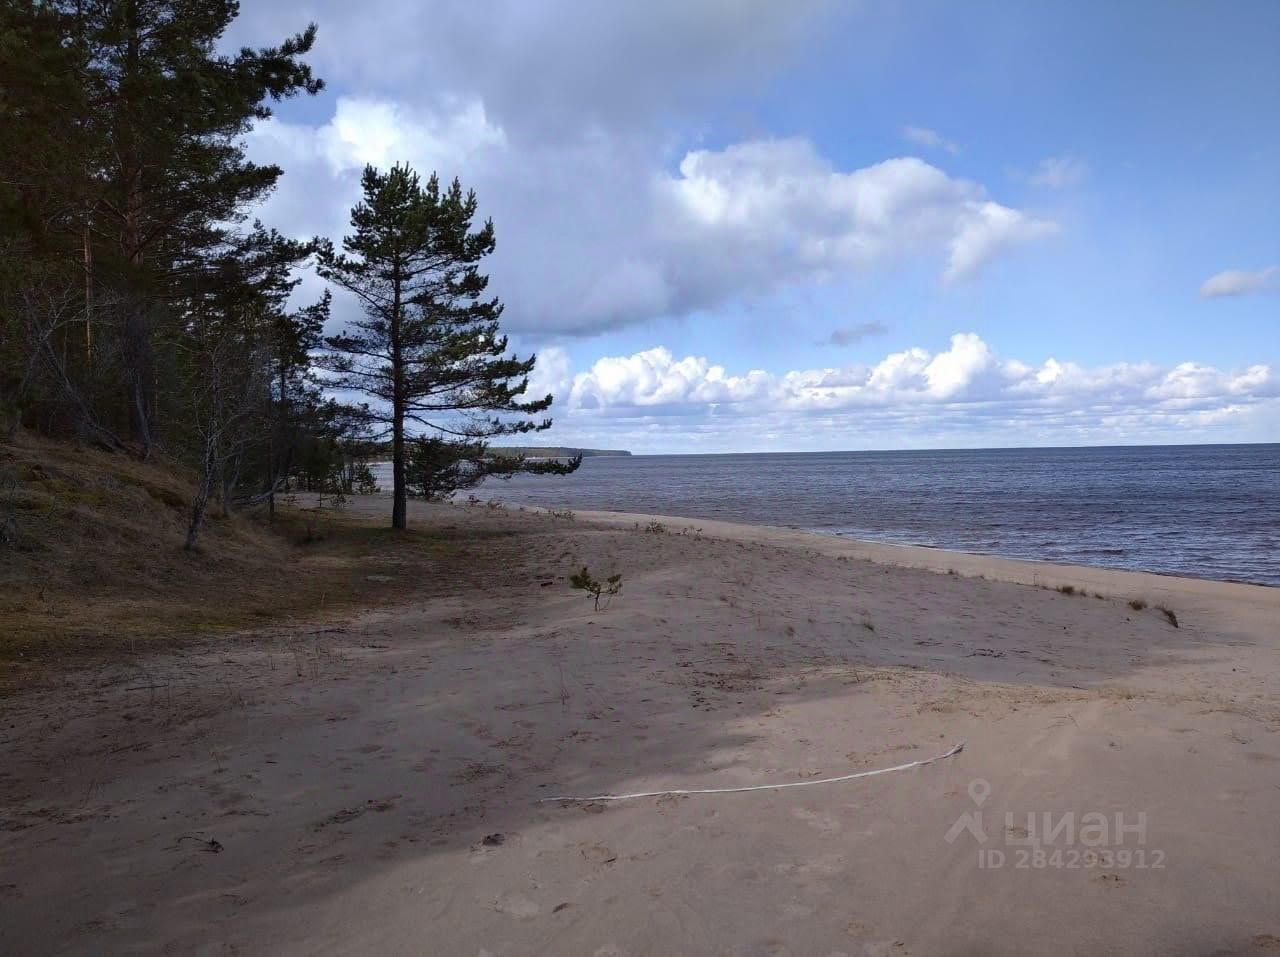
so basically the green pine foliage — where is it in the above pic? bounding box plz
[318,164,578,528]
[0,3,578,543]
[569,566,623,611]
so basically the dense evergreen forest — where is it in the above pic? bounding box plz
[0,0,575,540]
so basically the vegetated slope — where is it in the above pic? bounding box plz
[0,432,465,672]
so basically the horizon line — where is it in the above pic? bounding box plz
[559,439,1280,456]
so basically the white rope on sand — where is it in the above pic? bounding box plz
[538,741,965,804]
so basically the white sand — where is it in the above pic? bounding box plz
[2,501,1278,956]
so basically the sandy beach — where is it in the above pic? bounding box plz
[2,498,1278,956]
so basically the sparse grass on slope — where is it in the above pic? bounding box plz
[0,432,516,683]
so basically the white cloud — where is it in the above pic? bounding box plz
[543,334,1278,449]
[664,141,1056,289]
[1199,266,1278,298]
[902,125,960,155]
[944,201,1059,282]
[922,332,998,398]
[317,97,505,173]
[570,348,773,410]
[251,108,1058,333]
[1028,156,1088,189]
[1145,361,1273,400]
[246,97,505,235]
[524,345,572,404]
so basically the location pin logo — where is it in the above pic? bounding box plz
[968,778,991,806]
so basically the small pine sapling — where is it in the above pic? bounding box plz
[569,566,623,611]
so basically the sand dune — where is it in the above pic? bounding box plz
[2,500,1277,956]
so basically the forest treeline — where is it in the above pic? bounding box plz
[0,1,575,543]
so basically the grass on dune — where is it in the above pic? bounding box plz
[0,432,513,680]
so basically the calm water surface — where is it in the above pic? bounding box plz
[468,445,1279,586]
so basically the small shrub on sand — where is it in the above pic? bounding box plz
[569,566,622,611]
[1157,606,1179,628]
[1128,599,1148,611]
[1057,584,1078,596]
[643,521,666,534]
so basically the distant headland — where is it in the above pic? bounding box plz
[489,446,632,458]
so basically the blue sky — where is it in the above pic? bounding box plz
[233,1,1279,452]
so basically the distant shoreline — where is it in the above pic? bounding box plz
[560,441,1280,457]
[488,446,632,458]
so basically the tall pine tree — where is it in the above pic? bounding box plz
[57,0,323,454]
[318,164,575,530]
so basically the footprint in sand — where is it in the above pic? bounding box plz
[493,893,539,919]
[580,842,618,865]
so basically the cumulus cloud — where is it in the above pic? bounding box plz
[943,200,1059,282]
[524,344,572,405]
[571,348,774,411]
[1199,266,1278,298]
[1028,156,1088,188]
[547,334,1277,447]
[233,3,1055,336]
[821,322,889,346]
[902,125,960,155]
[251,107,1058,333]
[246,96,506,240]
[664,141,1056,289]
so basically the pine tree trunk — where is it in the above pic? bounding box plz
[124,295,154,457]
[121,5,154,458]
[390,259,407,530]
[392,413,406,530]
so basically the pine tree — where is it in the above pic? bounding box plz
[54,0,323,454]
[2,1,369,541]
[174,225,325,545]
[318,164,576,530]
[179,224,330,509]
[0,1,97,435]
